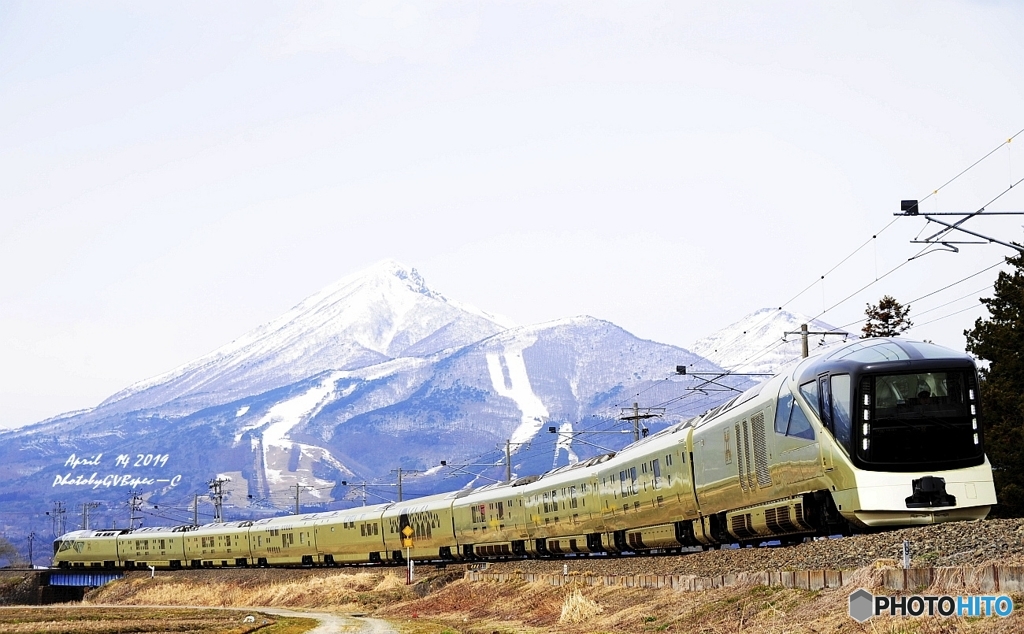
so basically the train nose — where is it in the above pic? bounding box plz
[905,476,957,509]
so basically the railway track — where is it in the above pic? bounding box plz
[482,517,1024,579]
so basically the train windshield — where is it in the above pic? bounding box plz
[856,370,983,471]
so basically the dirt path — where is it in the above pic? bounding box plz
[82,604,398,634]
[254,607,397,634]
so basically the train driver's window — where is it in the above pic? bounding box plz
[775,384,815,440]
[799,380,818,413]
[787,401,815,440]
[774,385,793,434]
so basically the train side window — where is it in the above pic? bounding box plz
[629,467,637,495]
[831,374,852,448]
[787,401,815,440]
[652,459,661,489]
[818,375,833,431]
[775,385,794,434]
[799,380,818,414]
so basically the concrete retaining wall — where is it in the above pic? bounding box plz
[464,565,1024,593]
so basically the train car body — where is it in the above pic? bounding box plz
[182,521,254,568]
[119,526,189,569]
[53,529,130,568]
[381,491,463,561]
[452,480,531,558]
[311,504,389,564]
[53,338,997,570]
[247,516,316,566]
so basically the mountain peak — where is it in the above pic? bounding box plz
[99,260,510,412]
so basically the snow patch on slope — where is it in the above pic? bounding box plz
[485,334,549,447]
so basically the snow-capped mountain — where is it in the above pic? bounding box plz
[0,261,747,537]
[689,308,852,376]
[100,260,512,415]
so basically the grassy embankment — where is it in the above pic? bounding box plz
[61,566,1024,633]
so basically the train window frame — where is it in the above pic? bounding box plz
[787,400,815,440]
[775,384,815,441]
[774,384,793,434]
[830,374,852,449]
[799,380,818,414]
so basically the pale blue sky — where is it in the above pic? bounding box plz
[2,2,1023,428]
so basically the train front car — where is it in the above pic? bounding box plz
[796,338,996,529]
[53,529,126,568]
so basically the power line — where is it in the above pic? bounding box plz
[912,285,992,319]
[919,128,1024,206]
[911,302,985,329]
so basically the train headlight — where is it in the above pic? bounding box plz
[862,438,870,451]
[862,423,870,436]
[863,394,871,406]
[862,409,870,421]
[971,404,976,415]
[969,389,975,400]
[974,433,979,445]
[973,418,978,430]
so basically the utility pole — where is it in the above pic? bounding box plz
[504,440,512,483]
[48,501,67,538]
[208,478,228,523]
[619,403,665,441]
[127,490,143,529]
[193,493,199,526]
[290,484,312,515]
[390,468,423,502]
[784,324,849,358]
[342,480,395,505]
[27,532,36,569]
[81,502,100,530]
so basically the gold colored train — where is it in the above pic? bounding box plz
[53,338,996,569]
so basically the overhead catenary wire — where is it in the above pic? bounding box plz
[910,285,992,320]
[911,302,986,329]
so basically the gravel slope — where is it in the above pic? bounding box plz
[482,518,1024,578]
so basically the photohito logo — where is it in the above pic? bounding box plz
[849,589,1014,622]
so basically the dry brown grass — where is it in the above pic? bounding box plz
[86,569,413,611]
[379,575,1024,634]
[558,586,603,624]
[80,566,1024,633]
[0,606,316,634]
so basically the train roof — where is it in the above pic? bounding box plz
[193,520,254,530]
[792,337,974,384]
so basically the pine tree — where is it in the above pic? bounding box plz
[965,251,1024,518]
[862,295,912,337]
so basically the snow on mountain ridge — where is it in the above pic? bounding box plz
[100,260,509,412]
[690,308,852,376]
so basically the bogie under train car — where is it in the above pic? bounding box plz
[53,338,997,569]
